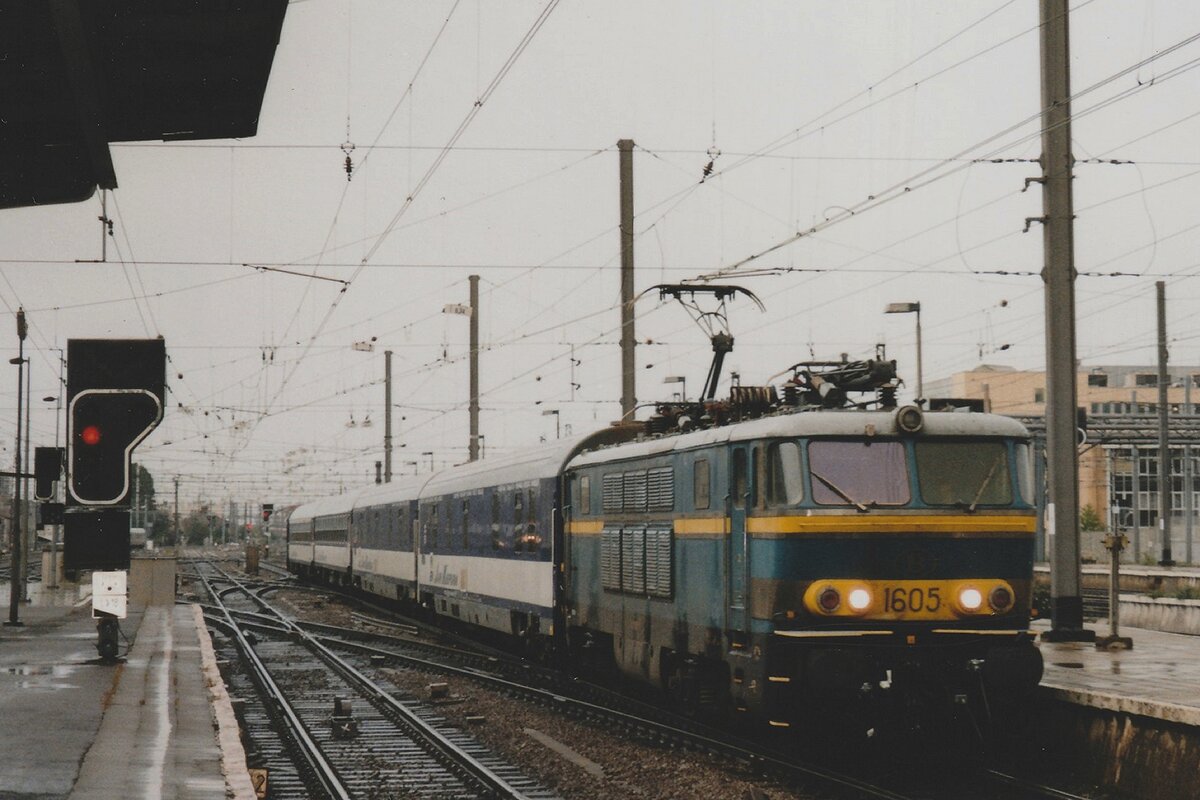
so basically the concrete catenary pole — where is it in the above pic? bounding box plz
[468,275,480,462]
[618,139,636,421]
[384,349,393,481]
[1039,0,1091,640]
[6,308,26,626]
[1156,281,1174,565]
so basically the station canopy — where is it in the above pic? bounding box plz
[0,0,288,209]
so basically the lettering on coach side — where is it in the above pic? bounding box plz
[430,564,459,588]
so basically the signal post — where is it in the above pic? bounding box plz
[61,338,166,660]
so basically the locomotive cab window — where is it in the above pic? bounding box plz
[916,441,1012,507]
[579,475,591,515]
[767,441,804,506]
[694,459,710,510]
[732,450,747,508]
[808,440,909,507]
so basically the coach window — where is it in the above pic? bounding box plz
[461,499,470,550]
[491,493,502,550]
[694,459,711,510]
[523,488,541,554]
[513,492,525,551]
[767,441,804,506]
[579,475,591,515]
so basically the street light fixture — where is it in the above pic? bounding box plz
[663,375,686,402]
[885,302,923,406]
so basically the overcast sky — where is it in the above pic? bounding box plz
[2,0,1199,509]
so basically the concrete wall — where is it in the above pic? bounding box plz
[129,555,176,607]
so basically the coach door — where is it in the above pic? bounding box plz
[727,445,752,644]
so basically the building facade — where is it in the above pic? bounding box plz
[926,365,1200,564]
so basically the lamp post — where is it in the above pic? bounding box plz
[663,375,686,402]
[885,302,923,406]
[6,309,26,626]
[43,378,62,588]
[541,409,560,439]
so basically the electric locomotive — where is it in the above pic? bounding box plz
[562,369,1042,736]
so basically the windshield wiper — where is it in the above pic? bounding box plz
[811,470,871,513]
[962,452,1005,513]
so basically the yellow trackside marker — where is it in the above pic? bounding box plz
[769,720,791,728]
[768,676,791,683]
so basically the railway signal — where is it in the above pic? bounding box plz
[62,338,166,575]
[69,390,161,504]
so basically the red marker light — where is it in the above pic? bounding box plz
[81,425,102,446]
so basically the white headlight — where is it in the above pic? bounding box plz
[848,588,872,611]
[959,587,983,611]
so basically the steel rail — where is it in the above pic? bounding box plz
[198,573,354,800]
[206,564,540,800]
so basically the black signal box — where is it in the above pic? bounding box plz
[66,339,166,507]
[63,509,131,572]
[67,339,166,401]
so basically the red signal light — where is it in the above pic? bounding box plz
[81,425,102,446]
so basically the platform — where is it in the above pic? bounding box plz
[0,582,252,800]
[1034,617,1200,727]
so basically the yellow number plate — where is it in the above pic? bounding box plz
[875,581,952,620]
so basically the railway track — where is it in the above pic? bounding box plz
[189,560,1096,800]
[195,561,562,799]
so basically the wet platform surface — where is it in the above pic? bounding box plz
[1034,618,1200,726]
[0,582,246,799]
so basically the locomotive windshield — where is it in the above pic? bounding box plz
[807,441,910,506]
[915,440,1012,508]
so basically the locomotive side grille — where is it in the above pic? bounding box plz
[624,470,648,511]
[602,474,623,513]
[647,466,674,511]
[621,526,646,593]
[600,526,622,590]
[644,524,673,598]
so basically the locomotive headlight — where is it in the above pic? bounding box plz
[958,586,984,612]
[989,585,1014,612]
[847,587,873,612]
[817,586,841,613]
[895,405,924,434]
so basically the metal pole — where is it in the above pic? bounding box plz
[7,308,26,626]
[1187,442,1194,565]
[914,304,924,406]
[1132,448,1141,560]
[1156,281,1174,565]
[618,139,636,421]
[48,350,62,588]
[173,476,180,547]
[20,343,30,602]
[1039,0,1090,640]
[384,349,393,481]
[468,275,480,462]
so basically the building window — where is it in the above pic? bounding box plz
[1087,373,1108,387]
[1034,388,1045,403]
[1135,373,1157,387]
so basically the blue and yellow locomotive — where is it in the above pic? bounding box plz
[286,358,1043,735]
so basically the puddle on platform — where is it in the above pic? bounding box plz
[0,580,88,609]
[2,662,83,691]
